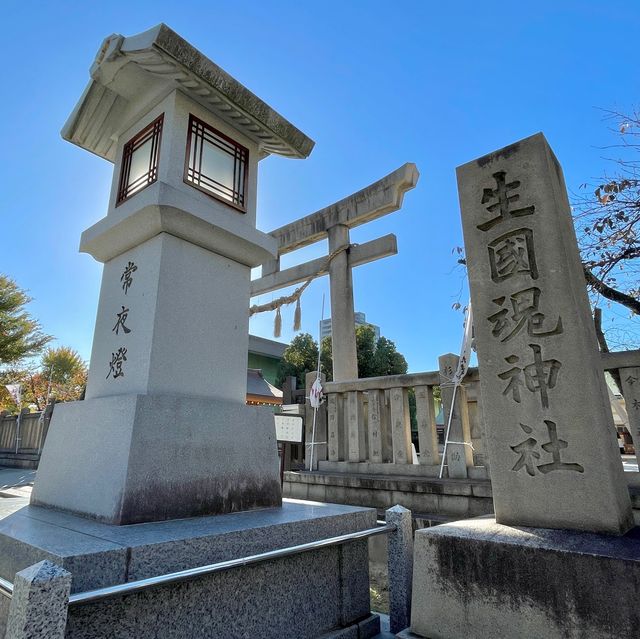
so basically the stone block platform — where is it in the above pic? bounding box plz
[284,470,493,523]
[0,500,380,638]
[406,515,640,639]
[32,393,282,525]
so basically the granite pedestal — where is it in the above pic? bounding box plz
[0,500,380,639]
[405,516,640,639]
[32,393,281,524]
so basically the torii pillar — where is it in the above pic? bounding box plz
[327,223,358,380]
[251,163,420,381]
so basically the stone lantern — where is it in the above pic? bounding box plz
[0,27,385,639]
[31,24,315,525]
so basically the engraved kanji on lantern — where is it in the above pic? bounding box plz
[106,347,127,379]
[120,261,138,294]
[112,306,132,335]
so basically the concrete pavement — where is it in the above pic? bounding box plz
[0,467,35,519]
[622,454,639,473]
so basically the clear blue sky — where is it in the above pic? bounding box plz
[1,1,638,373]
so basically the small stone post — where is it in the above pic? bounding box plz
[415,385,440,466]
[38,401,56,453]
[327,392,344,462]
[346,391,367,462]
[438,353,474,478]
[385,505,413,634]
[282,376,297,405]
[389,388,412,465]
[5,560,71,639]
[619,367,640,468]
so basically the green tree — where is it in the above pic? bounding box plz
[324,325,409,381]
[0,275,51,365]
[41,347,87,385]
[355,325,377,378]
[275,333,320,389]
[281,324,409,385]
[372,335,409,377]
[0,347,88,412]
[320,335,333,381]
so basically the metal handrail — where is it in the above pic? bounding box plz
[0,523,394,605]
[0,576,12,600]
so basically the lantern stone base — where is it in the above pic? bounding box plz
[405,515,640,639]
[30,393,282,525]
[0,500,379,639]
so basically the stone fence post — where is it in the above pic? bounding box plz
[5,560,71,639]
[438,353,474,478]
[282,376,297,405]
[619,366,640,469]
[385,505,413,634]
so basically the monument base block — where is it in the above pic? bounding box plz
[0,500,379,639]
[31,393,282,524]
[407,516,640,639]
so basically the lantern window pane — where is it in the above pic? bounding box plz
[184,114,248,211]
[116,114,163,205]
[128,138,154,188]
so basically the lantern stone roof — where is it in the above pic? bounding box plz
[62,24,315,161]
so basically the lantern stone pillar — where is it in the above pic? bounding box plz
[31,24,316,525]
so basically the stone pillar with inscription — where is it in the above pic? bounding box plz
[457,132,632,534]
[404,134,639,639]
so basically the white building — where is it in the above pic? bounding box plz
[319,312,380,341]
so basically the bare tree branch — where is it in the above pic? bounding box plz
[583,266,640,315]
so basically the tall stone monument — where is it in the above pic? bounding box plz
[0,25,382,639]
[459,132,633,534]
[27,23,323,524]
[404,134,640,639]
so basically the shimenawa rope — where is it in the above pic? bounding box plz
[248,243,352,337]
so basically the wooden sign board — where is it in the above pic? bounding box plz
[274,414,304,443]
[281,404,304,414]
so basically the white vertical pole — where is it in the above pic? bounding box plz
[439,304,473,479]
[309,294,325,472]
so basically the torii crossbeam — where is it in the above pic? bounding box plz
[251,163,419,381]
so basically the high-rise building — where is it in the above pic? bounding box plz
[319,312,380,342]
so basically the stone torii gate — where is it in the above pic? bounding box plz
[251,162,419,381]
